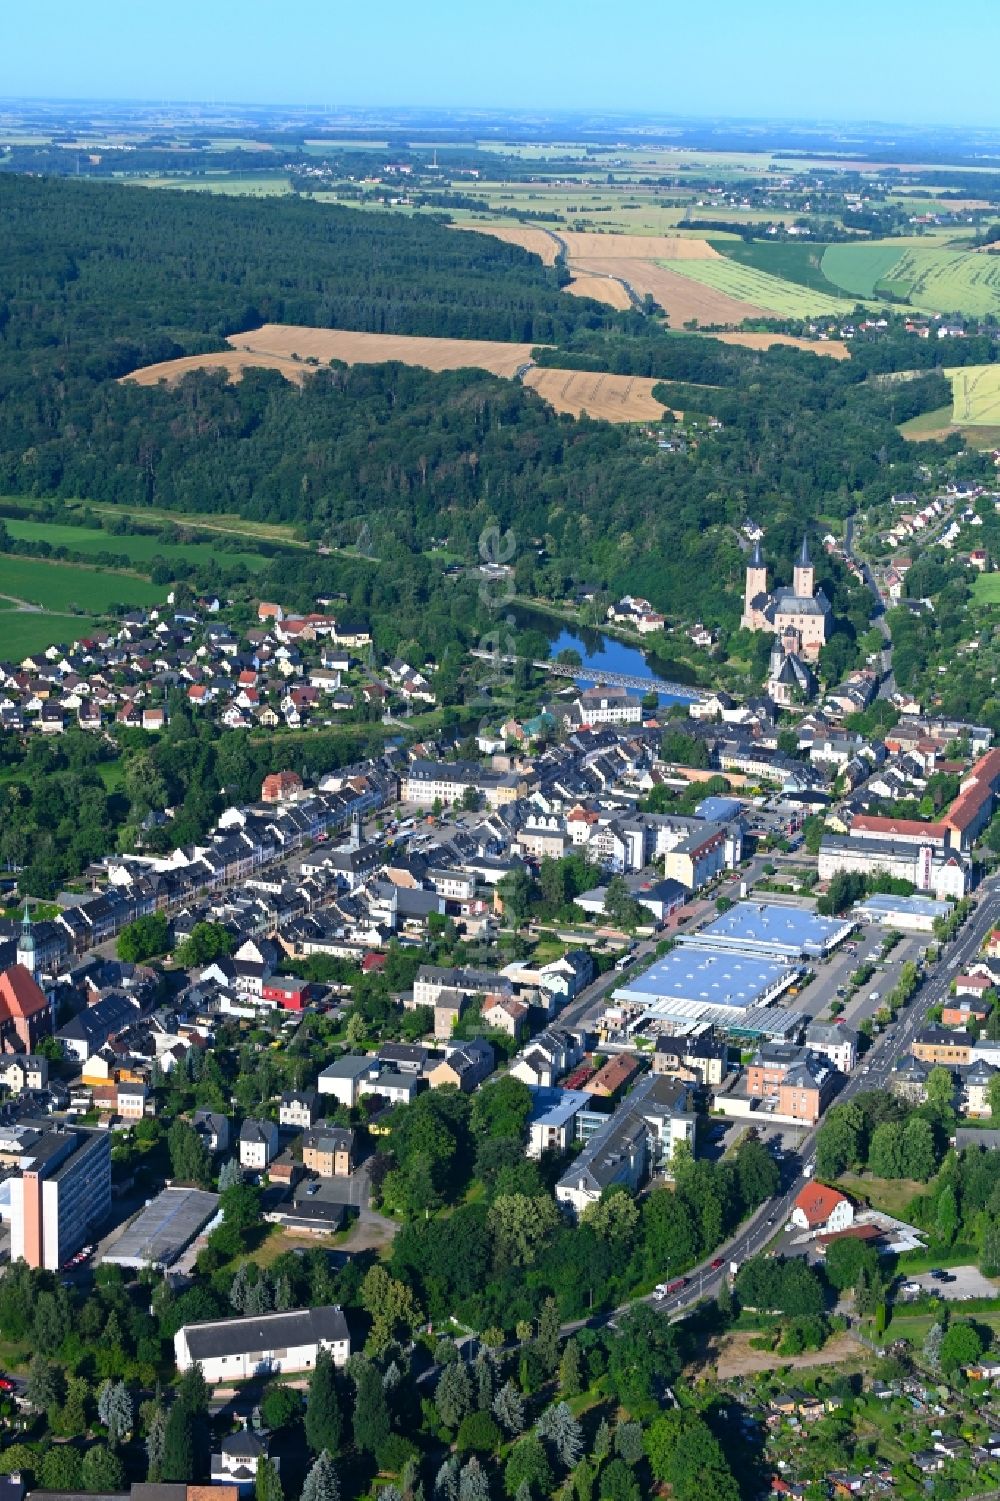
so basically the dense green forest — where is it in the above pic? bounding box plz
[0,175,948,643]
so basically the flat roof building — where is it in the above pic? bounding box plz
[103,1186,220,1270]
[9,1124,111,1270]
[688,902,853,960]
[616,944,797,1018]
[855,892,952,933]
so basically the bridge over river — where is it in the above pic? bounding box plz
[469,649,701,701]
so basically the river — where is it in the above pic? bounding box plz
[508,604,697,707]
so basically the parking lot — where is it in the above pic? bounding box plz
[901,1265,998,1301]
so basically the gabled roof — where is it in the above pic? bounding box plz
[794,1182,850,1227]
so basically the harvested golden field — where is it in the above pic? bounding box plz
[454,223,560,265]
[708,331,851,358]
[127,325,668,423]
[226,324,539,378]
[522,367,672,422]
[571,257,771,326]
[126,350,307,385]
[560,231,720,261]
[563,273,634,310]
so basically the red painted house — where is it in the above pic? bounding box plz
[261,976,312,1012]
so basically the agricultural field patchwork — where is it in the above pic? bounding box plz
[656,256,855,318]
[820,242,1000,315]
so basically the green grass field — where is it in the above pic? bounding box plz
[0,611,103,658]
[712,240,846,296]
[4,518,269,572]
[657,256,854,317]
[0,555,165,612]
[130,174,292,196]
[820,243,906,298]
[973,572,1000,604]
[897,404,955,440]
[946,364,1000,425]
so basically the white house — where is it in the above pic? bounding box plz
[174,1305,350,1383]
[238,1117,279,1171]
[790,1183,854,1234]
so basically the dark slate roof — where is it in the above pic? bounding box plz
[181,1304,349,1361]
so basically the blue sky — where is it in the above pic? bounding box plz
[4,0,1000,127]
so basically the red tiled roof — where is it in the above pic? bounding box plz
[850,814,946,840]
[0,964,49,1022]
[793,1182,849,1228]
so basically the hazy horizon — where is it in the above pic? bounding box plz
[4,0,1000,131]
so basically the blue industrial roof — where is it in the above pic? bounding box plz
[695,795,743,824]
[615,944,796,1011]
[686,901,851,959]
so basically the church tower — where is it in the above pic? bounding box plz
[741,537,768,630]
[16,903,36,977]
[793,533,815,600]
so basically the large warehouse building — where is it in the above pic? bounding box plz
[612,901,844,1038]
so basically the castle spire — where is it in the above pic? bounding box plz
[750,536,764,568]
[799,532,811,566]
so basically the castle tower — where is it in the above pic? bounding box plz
[16,903,36,977]
[793,533,814,600]
[741,537,768,630]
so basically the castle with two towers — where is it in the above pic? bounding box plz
[741,534,831,705]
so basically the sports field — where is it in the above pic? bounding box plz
[0,555,164,612]
[658,257,855,318]
[946,364,1000,425]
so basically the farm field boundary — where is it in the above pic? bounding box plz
[126,326,674,423]
[656,256,855,318]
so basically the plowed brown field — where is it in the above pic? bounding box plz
[126,350,307,385]
[559,232,720,261]
[126,325,672,423]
